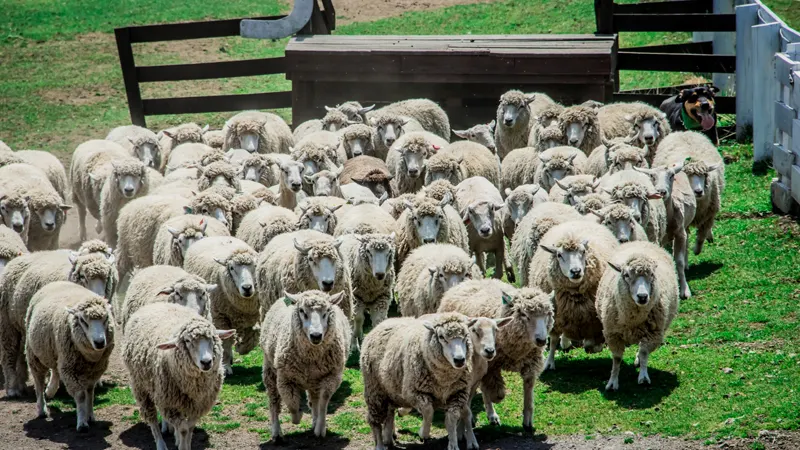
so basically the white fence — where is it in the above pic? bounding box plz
[735,1,800,213]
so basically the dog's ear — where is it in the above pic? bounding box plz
[709,86,720,96]
[676,89,688,103]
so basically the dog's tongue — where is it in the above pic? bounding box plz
[698,112,715,131]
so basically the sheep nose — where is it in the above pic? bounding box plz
[408,168,419,177]
[657,189,667,197]
[12,224,23,232]
[484,348,495,359]
[693,189,703,196]
[619,236,629,243]
[200,358,213,371]
[569,138,579,145]
[321,280,334,291]
[353,151,363,157]
[92,338,106,350]
[453,356,466,368]
[503,119,513,126]
[637,293,649,304]
[535,338,547,347]
[644,136,655,144]
[423,238,435,244]
[479,226,491,236]
[291,182,302,191]
[374,272,385,280]
[309,332,323,344]
[240,284,253,297]
[569,268,583,278]
[385,137,395,145]
[124,187,135,196]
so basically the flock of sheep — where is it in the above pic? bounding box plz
[0,90,726,450]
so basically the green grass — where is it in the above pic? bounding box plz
[2,0,800,447]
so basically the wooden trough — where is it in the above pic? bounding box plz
[285,34,618,129]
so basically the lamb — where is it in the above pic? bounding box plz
[598,102,670,164]
[526,221,619,368]
[361,313,475,450]
[159,123,208,171]
[502,184,548,241]
[339,156,393,199]
[182,236,259,374]
[534,146,589,192]
[120,265,214,331]
[14,150,70,201]
[387,132,448,195]
[333,203,395,237]
[558,104,602,155]
[152,215,230,267]
[634,161,696,298]
[494,90,540,160]
[123,302,233,450]
[585,137,649,177]
[548,175,600,206]
[396,243,479,317]
[235,204,298,252]
[270,159,307,210]
[338,233,395,349]
[0,225,27,275]
[424,140,500,187]
[438,281,554,430]
[509,202,584,286]
[652,131,724,256]
[106,125,162,169]
[369,99,451,143]
[500,146,540,192]
[261,290,351,440]
[256,230,352,321]
[69,140,149,246]
[394,193,469,270]
[165,142,214,173]
[305,168,343,198]
[295,131,347,167]
[25,282,114,431]
[453,120,497,153]
[222,110,294,154]
[197,161,241,192]
[203,129,225,149]
[296,199,342,235]
[370,113,427,162]
[591,203,648,243]
[528,102,565,148]
[600,169,667,244]
[455,176,507,279]
[595,241,679,390]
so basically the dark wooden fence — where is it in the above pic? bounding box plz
[594,0,736,113]
[114,0,334,127]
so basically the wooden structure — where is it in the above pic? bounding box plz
[114,0,335,127]
[285,35,618,129]
[594,0,736,113]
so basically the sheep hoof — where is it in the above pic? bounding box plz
[605,379,619,391]
[523,424,534,433]
[6,388,22,399]
[487,414,501,426]
[544,360,556,371]
[76,423,89,433]
[638,373,651,385]
[224,365,233,376]
[680,286,692,300]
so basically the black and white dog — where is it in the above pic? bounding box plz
[660,86,720,145]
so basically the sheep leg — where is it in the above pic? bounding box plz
[637,342,659,385]
[14,341,27,394]
[74,389,89,432]
[75,200,87,242]
[493,246,504,280]
[369,298,390,328]
[605,338,625,391]
[414,396,434,440]
[0,327,22,397]
[371,424,386,450]
[475,250,486,275]
[277,378,302,425]
[353,301,366,352]
[674,227,691,299]
[694,218,714,255]
[148,422,169,450]
[87,383,96,423]
[480,370,505,426]
[174,418,194,450]
[222,339,234,375]
[29,356,48,418]
[262,363,283,441]
[522,376,536,432]
[381,407,395,446]
[544,331,559,370]
[461,406,479,450]
[45,370,60,398]
[444,406,461,450]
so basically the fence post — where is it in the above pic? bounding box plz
[752,22,781,162]
[114,27,146,127]
[735,3,759,142]
[594,0,614,34]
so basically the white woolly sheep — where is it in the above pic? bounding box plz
[235,204,298,252]
[652,130,724,256]
[296,198,342,235]
[534,146,589,192]
[455,176,507,279]
[425,140,500,187]
[370,113,426,161]
[0,193,30,245]
[558,104,602,155]
[106,125,162,169]
[599,169,667,244]
[240,153,280,187]
[183,236,259,374]
[369,99,451,143]
[333,203,395,237]
[361,314,475,450]
[453,120,497,153]
[0,140,11,153]
[123,302,233,450]
[586,137,650,177]
[159,123,208,171]
[394,193,469,270]
[494,91,545,160]
[26,282,114,431]
[387,131,448,195]
[528,102,565,149]
[339,123,376,159]
[500,146,540,193]
[595,241,679,390]
[165,142,213,173]
[261,290,351,440]
[548,174,600,205]
[305,167,344,198]
[203,129,225,149]
[15,150,70,201]
[438,281,554,430]
[396,243,479,317]
[223,111,293,154]
[502,184,549,240]
[590,203,649,243]
[295,130,346,169]
[598,102,670,164]
[153,215,230,267]
[0,224,27,275]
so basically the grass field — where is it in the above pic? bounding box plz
[2,0,800,448]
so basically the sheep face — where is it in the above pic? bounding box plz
[462,201,503,239]
[285,291,345,345]
[67,301,112,351]
[593,206,641,243]
[636,162,684,198]
[334,102,374,123]
[113,164,146,199]
[294,238,343,292]
[502,292,552,347]
[345,136,369,158]
[132,141,159,168]
[157,327,233,372]
[160,279,215,318]
[187,198,229,229]
[504,187,540,225]
[305,170,340,197]
[375,117,406,147]
[280,160,305,193]
[320,110,349,132]
[238,132,260,153]
[242,160,266,182]
[453,121,497,153]
[608,257,657,306]
[298,204,340,234]
[539,154,578,191]
[608,146,647,175]
[627,115,663,147]
[499,94,534,128]
[422,317,471,369]
[427,264,471,294]
[68,252,115,298]
[216,257,255,298]
[0,195,30,234]
[163,125,205,147]
[685,161,720,199]
[468,317,511,361]
[168,223,206,261]
[358,233,395,281]
[33,202,70,233]
[541,240,588,284]
[404,200,444,244]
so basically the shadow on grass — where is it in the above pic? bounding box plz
[24,410,113,448]
[686,261,723,281]
[540,358,678,409]
[225,364,264,387]
[260,429,349,449]
[119,422,211,449]
[395,426,554,450]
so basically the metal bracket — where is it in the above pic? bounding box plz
[240,0,314,39]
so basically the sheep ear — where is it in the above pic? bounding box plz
[324,105,335,112]
[216,329,235,340]
[439,192,452,207]
[329,291,345,306]
[501,291,514,306]
[488,119,496,131]
[303,174,314,184]
[600,136,611,148]
[162,130,174,139]
[378,191,389,206]
[580,238,589,248]
[428,266,437,276]
[538,154,551,163]
[592,178,601,189]
[524,94,536,105]
[106,253,116,265]
[201,124,210,133]
[388,231,396,242]
[467,317,479,328]
[157,287,175,295]
[452,130,468,139]
[183,206,194,215]
[493,202,504,212]
[68,251,79,265]
[65,307,78,316]
[167,226,181,237]
[504,187,512,197]
[422,321,435,332]
[554,179,568,190]
[495,316,514,328]
[403,199,415,211]
[633,166,651,175]
[206,284,218,293]
[60,204,72,211]
[200,219,208,233]
[607,261,623,272]
[213,257,227,266]
[284,290,300,305]
[540,244,558,255]
[568,153,578,163]
[293,239,310,255]
[707,163,721,172]
[590,209,604,219]
[328,204,343,213]
[156,339,178,350]
[359,105,375,114]
[623,114,635,123]
[647,192,663,200]
[431,144,441,151]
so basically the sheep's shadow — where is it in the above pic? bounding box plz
[259,429,349,449]
[394,424,554,450]
[686,261,723,281]
[23,409,113,448]
[119,422,211,449]
[225,364,264,387]
[539,357,678,409]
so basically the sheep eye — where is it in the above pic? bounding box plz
[438,273,445,279]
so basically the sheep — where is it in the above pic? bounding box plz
[114,195,190,279]
[534,146,589,192]
[305,167,343,198]
[455,176,507,279]
[585,137,650,177]
[387,131,448,195]
[223,111,293,154]
[182,236,259,374]
[333,203,394,237]
[396,243,479,317]
[0,192,31,244]
[261,290,351,440]
[70,140,149,246]
[595,241,679,390]
[369,99,451,143]
[338,233,395,349]
[224,148,253,167]
[159,123,208,171]
[0,140,11,153]
[153,215,230,267]
[293,109,352,142]
[339,156,393,199]
[120,265,214,331]
[268,159,307,210]
[123,302,233,450]
[421,179,457,203]
[370,113,427,161]
[0,152,23,168]
[528,102,565,149]
[235,204,298,252]
[453,120,497,153]
[296,199,342,235]
[25,282,114,431]
[500,146,540,192]
[394,193,469,270]
[334,101,375,123]
[165,142,214,173]
[295,130,347,168]
[339,123,376,159]
[240,153,280,186]
[438,281,554,430]
[425,140,500,187]
[526,221,619,368]
[600,169,667,244]
[590,203,648,243]
[229,192,259,234]
[502,184,548,241]
[361,313,475,450]
[652,131,724,256]
[381,193,416,219]
[106,125,162,169]
[634,161,696,299]
[14,150,70,201]
[256,230,352,319]
[598,102,670,164]
[558,104,602,155]
[0,225,27,275]
[197,161,241,192]
[203,129,225,149]
[509,202,584,286]
[548,174,599,204]
[573,191,612,215]
[494,91,541,160]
